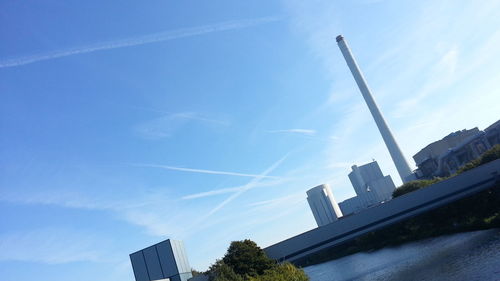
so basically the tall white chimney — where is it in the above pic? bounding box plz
[336,35,413,183]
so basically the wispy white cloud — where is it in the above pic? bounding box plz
[267,129,317,136]
[0,16,282,68]
[129,106,230,126]
[0,186,189,237]
[394,45,460,117]
[133,111,229,139]
[0,187,149,211]
[171,112,230,126]
[0,228,108,264]
[132,163,281,179]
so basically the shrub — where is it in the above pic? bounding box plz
[248,263,309,281]
[392,178,442,198]
[458,144,500,174]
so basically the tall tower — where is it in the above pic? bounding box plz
[336,35,413,183]
[307,184,343,227]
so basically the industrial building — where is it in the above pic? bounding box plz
[414,119,500,178]
[348,161,395,200]
[130,239,192,281]
[307,184,343,227]
[413,128,479,176]
[339,161,395,215]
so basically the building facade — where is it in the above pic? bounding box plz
[307,184,343,227]
[414,120,500,178]
[130,239,192,281]
[340,161,396,215]
[413,128,480,178]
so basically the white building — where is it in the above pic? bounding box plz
[307,184,343,227]
[340,161,396,215]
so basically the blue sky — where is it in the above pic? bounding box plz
[1,0,499,280]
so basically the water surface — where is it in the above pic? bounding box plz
[303,229,500,281]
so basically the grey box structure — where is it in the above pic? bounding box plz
[130,239,192,281]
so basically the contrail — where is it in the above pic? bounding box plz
[181,178,288,200]
[0,16,281,68]
[200,153,289,219]
[131,163,281,179]
[179,153,290,237]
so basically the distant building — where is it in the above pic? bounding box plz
[130,239,192,281]
[413,128,480,178]
[348,161,395,200]
[339,161,395,215]
[307,184,343,227]
[414,119,500,178]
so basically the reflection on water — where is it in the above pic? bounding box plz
[303,229,500,281]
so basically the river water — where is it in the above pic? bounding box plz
[303,229,500,281]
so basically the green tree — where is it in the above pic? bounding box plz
[222,239,275,277]
[208,260,244,281]
[207,239,309,281]
[248,263,309,281]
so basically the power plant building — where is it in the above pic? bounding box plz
[130,239,192,281]
[413,119,500,178]
[413,128,479,177]
[307,184,343,227]
[340,161,396,215]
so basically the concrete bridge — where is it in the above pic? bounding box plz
[264,159,500,263]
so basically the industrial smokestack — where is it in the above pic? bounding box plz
[336,35,413,183]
